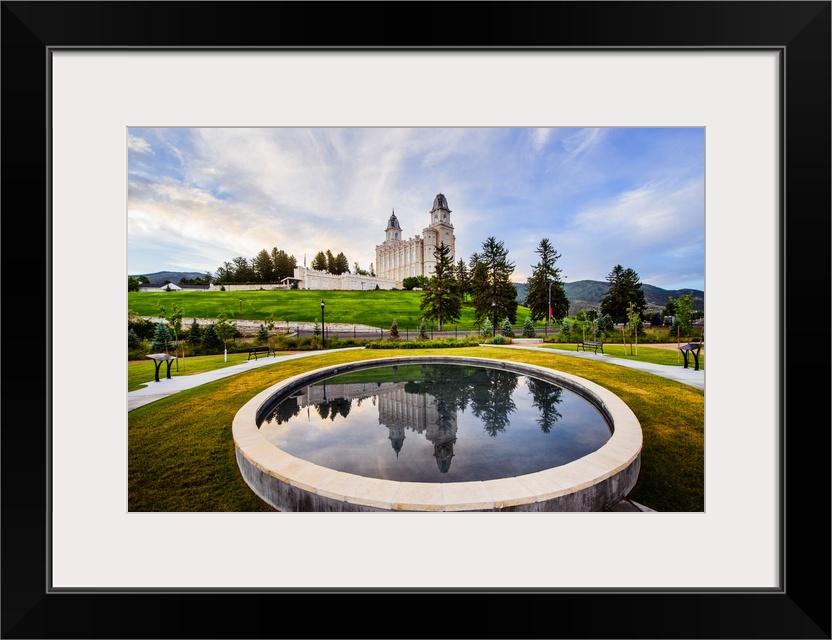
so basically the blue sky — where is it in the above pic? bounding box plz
[128,127,704,291]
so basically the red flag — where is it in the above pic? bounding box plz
[549,306,553,318]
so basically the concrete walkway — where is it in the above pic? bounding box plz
[128,344,703,411]
[127,349,365,412]
[490,343,705,390]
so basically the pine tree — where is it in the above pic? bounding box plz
[600,265,647,323]
[187,318,203,344]
[501,317,515,337]
[257,323,270,344]
[525,238,569,324]
[479,317,493,338]
[470,237,518,326]
[419,242,462,331]
[522,317,536,337]
[311,251,328,271]
[390,318,399,340]
[201,324,222,353]
[150,322,172,352]
[334,252,350,275]
[418,317,428,340]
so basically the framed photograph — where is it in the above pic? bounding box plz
[4,2,829,638]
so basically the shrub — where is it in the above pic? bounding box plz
[257,323,270,344]
[150,322,173,352]
[200,324,223,354]
[390,318,400,339]
[128,328,142,349]
[187,319,203,344]
[492,335,506,345]
[522,317,536,337]
[365,337,479,349]
[418,317,428,340]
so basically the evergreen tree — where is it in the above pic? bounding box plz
[501,317,515,337]
[311,251,328,271]
[419,242,463,331]
[479,317,493,338]
[597,313,614,333]
[200,325,222,353]
[128,328,141,349]
[600,265,647,323]
[325,249,336,274]
[470,237,518,326]
[257,323,270,344]
[390,318,399,339]
[150,322,173,352]
[454,259,470,299]
[187,318,203,344]
[418,317,428,340]
[522,317,536,337]
[525,238,569,324]
[334,252,350,275]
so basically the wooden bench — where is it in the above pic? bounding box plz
[577,340,604,354]
[678,342,704,370]
[247,345,276,361]
[147,353,177,381]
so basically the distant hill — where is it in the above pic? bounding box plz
[514,280,704,313]
[130,271,211,285]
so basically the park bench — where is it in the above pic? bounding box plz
[247,345,276,361]
[147,353,177,382]
[577,340,604,354]
[678,342,704,370]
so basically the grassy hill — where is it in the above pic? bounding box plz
[128,289,509,331]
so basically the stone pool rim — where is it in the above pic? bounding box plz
[232,355,643,512]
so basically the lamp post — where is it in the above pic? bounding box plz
[320,300,325,347]
[547,280,552,332]
[492,300,496,337]
[238,299,242,316]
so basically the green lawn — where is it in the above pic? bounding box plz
[128,346,704,512]
[128,289,500,330]
[541,343,704,369]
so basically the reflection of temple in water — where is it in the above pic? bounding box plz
[294,381,458,472]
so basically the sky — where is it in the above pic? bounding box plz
[127,127,704,291]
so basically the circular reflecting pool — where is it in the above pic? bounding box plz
[257,363,612,483]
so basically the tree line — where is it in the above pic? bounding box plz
[415,235,658,334]
[214,247,299,284]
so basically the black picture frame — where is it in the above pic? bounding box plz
[3,2,829,638]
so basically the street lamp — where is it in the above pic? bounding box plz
[547,281,552,332]
[238,299,242,316]
[492,300,496,337]
[320,300,325,346]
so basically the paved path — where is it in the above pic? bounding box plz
[128,344,703,411]
[491,343,705,390]
[127,349,364,412]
